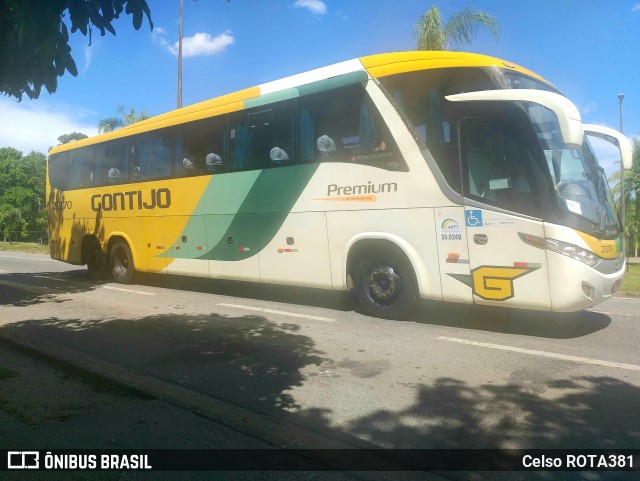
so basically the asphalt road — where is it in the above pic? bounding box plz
[1,251,640,477]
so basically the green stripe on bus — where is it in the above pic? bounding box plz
[199,163,320,261]
[297,70,368,97]
[162,163,320,261]
[160,171,260,259]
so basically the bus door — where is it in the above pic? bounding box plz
[458,116,552,309]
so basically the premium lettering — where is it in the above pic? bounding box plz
[91,188,171,212]
[327,181,398,197]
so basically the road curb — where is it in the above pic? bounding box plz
[0,327,373,451]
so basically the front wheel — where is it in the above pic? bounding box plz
[109,240,135,284]
[354,256,417,320]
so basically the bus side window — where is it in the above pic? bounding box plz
[298,83,406,171]
[94,141,127,186]
[68,146,94,189]
[175,116,227,176]
[48,152,70,190]
[136,129,173,180]
[230,101,295,171]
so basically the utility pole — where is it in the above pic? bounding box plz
[177,0,183,109]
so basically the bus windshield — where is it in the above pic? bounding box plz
[527,104,619,236]
[498,69,560,94]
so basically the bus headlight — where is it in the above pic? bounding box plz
[545,239,599,267]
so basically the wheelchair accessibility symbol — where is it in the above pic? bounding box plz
[466,210,483,227]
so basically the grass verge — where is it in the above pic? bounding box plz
[0,242,49,255]
[621,263,640,295]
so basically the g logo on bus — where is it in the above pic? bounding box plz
[471,266,538,301]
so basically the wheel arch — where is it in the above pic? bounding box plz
[80,235,103,265]
[344,233,428,296]
[106,232,138,270]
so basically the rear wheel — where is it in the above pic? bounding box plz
[354,255,417,320]
[109,240,135,284]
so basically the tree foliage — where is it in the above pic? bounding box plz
[57,131,88,145]
[0,0,153,101]
[98,105,151,133]
[414,5,499,51]
[0,147,47,242]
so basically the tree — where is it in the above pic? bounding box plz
[0,148,47,242]
[57,132,88,145]
[414,5,499,51]
[0,0,153,101]
[98,105,151,133]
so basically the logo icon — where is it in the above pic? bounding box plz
[441,218,461,233]
[8,451,39,469]
[465,210,483,227]
[448,265,539,301]
[471,266,538,301]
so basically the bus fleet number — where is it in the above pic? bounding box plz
[441,233,463,241]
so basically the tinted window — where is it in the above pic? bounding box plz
[501,71,559,93]
[68,147,94,189]
[460,116,541,218]
[229,101,295,171]
[48,152,70,190]
[298,83,405,171]
[94,141,127,186]
[176,117,227,176]
[132,129,173,180]
[379,68,497,189]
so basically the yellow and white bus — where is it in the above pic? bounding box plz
[47,51,632,319]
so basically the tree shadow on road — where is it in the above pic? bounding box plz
[4,313,328,419]
[3,304,640,481]
[339,375,640,450]
[0,270,100,307]
[5,310,640,454]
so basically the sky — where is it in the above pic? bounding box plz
[1,0,638,176]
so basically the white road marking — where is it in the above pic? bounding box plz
[437,336,640,372]
[217,303,335,322]
[32,274,63,281]
[100,285,155,296]
[590,310,638,318]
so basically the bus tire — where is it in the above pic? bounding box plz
[354,255,417,320]
[109,240,135,284]
[86,238,107,279]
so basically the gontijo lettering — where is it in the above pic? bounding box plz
[91,188,171,212]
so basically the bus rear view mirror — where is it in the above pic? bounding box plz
[445,89,583,148]
[583,124,632,170]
